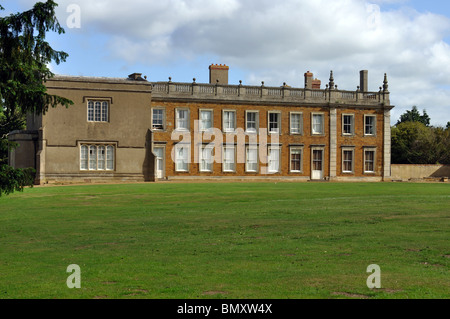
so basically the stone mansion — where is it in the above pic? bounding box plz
[8,64,393,184]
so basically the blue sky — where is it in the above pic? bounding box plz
[3,0,450,126]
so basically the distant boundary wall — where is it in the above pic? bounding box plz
[391,164,450,181]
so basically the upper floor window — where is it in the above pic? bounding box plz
[199,110,213,131]
[246,111,259,133]
[268,112,281,134]
[176,109,190,131]
[152,108,165,130]
[312,113,324,135]
[290,112,303,135]
[365,115,376,136]
[88,101,108,122]
[223,110,236,133]
[342,114,354,135]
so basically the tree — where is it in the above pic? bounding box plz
[0,1,73,196]
[396,106,430,127]
[392,121,450,165]
[392,121,431,164]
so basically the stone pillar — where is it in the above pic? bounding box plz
[36,128,46,185]
[329,108,337,179]
[383,109,392,180]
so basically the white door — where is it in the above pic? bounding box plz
[311,149,324,180]
[154,147,164,179]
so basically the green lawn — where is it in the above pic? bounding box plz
[0,182,449,299]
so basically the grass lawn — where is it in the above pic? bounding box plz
[0,181,448,299]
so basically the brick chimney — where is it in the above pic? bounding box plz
[209,64,229,85]
[304,71,313,89]
[312,78,321,89]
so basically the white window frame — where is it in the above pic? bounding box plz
[175,108,190,131]
[268,146,281,173]
[290,112,303,135]
[222,145,236,172]
[364,115,377,136]
[174,144,190,172]
[151,108,165,131]
[289,147,303,173]
[223,110,236,133]
[80,144,115,171]
[245,110,259,134]
[199,145,214,172]
[342,114,355,136]
[87,100,109,122]
[106,146,114,171]
[245,145,259,173]
[268,111,281,134]
[80,145,88,171]
[364,148,376,173]
[199,109,213,132]
[342,147,355,174]
[311,113,324,135]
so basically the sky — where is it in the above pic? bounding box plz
[3,0,450,126]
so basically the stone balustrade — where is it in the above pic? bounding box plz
[151,81,390,106]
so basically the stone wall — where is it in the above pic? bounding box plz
[391,164,450,181]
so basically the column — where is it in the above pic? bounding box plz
[383,109,392,180]
[329,107,337,179]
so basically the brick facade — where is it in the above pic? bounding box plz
[8,65,393,184]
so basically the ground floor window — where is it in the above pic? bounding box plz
[200,146,213,172]
[364,149,376,173]
[342,148,354,173]
[246,146,258,173]
[80,144,114,171]
[175,144,190,172]
[290,147,303,173]
[268,147,281,173]
[223,146,236,172]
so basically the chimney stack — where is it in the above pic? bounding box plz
[209,64,229,85]
[128,73,146,81]
[304,71,314,89]
[312,78,321,89]
[360,70,368,92]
